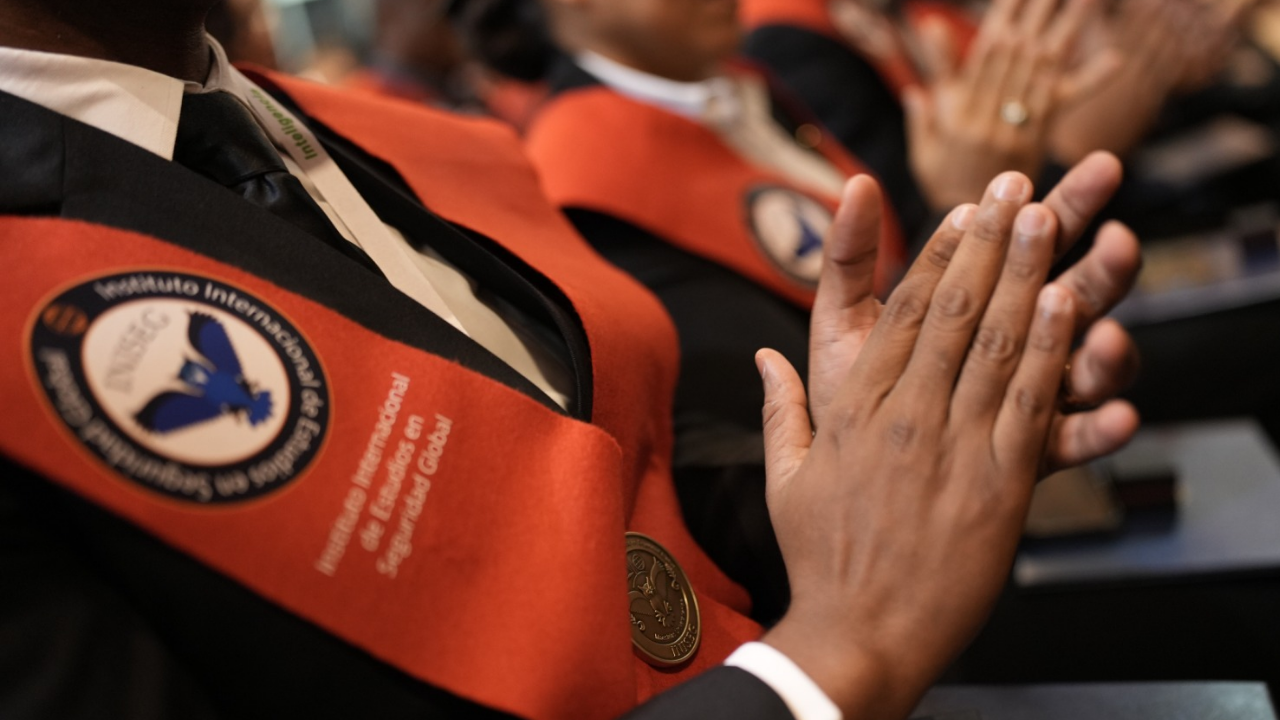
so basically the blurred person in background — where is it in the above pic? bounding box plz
[206,0,278,68]
[1050,0,1280,245]
[345,0,550,129]
[503,0,1140,620]
[517,0,903,617]
[345,0,481,107]
[744,0,1280,436]
[741,0,1116,244]
[1049,0,1274,165]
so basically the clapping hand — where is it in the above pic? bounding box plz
[1050,0,1221,162]
[756,160,1139,719]
[901,0,1117,210]
[805,151,1140,473]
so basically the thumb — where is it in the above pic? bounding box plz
[758,349,813,494]
[809,175,883,425]
[814,175,882,323]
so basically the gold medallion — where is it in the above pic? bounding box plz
[625,532,701,666]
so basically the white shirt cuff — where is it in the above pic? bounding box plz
[725,642,843,720]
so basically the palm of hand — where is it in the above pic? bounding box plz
[904,0,1112,209]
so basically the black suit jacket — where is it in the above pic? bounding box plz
[0,88,795,720]
[743,24,933,249]
[539,59,800,626]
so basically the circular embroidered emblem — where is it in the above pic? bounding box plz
[28,271,329,504]
[626,532,701,666]
[745,185,833,286]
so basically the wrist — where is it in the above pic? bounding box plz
[761,611,921,719]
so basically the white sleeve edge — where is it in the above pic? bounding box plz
[724,642,843,720]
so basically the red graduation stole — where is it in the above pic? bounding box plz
[738,0,836,38]
[0,72,760,720]
[343,68,443,107]
[524,69,906,308]
[342,68,549,134]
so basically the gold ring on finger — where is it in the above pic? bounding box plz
[1000,100,1030,127]
[1059,361,1090,412]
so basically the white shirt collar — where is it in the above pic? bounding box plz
[0,36,245,161]
[574,50,739,122]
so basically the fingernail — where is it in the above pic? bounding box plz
[994,173,1027,202]
[842,175,863,200]
[1040,285,1070,316]
[951,204,977,230]
[756,351,771,384]
[1016,206,1047,238]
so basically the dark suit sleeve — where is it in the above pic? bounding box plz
[622,667,795,720]
[0,464,222,720]
[0,459,796,720]
[744,24,933,249]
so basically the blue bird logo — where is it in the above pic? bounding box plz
[795,212,824,259]
[792,195,824,259]
[134,312,274,434]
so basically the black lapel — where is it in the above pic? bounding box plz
[0,90,569,416]
[545,55,604,98]
[292,113,594,421]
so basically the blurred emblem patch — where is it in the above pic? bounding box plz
[745,185,832,286]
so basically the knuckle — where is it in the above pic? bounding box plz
[1028,324,1063,353]
[1072,269,1106,316]
[884,416,920,451]
[1056,178,1093,229]
[884,290,928,329]
[971,211,1009,245]
[1006,255,1040,281]
[929,346,953,375]
[1014,386,1049,417]
[962,477,1009,518]
[1067,417,1097,462]
[926,235,960,271]
[761,396,788,430]
[933,284,974,321]
[1013,386,1050,417]
[973,325,1019,364]
[1035,43,1063,65]
[829,403,866,437]
[830,243,879,272]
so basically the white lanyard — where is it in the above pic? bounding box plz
[230,73,465,333]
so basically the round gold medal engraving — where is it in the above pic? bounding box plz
[625,532,701,666]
